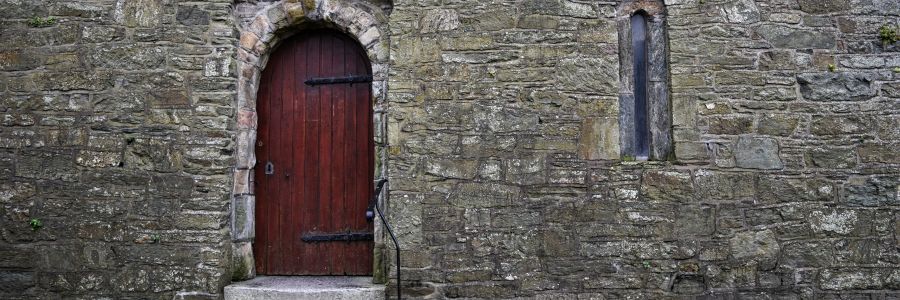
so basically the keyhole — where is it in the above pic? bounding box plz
[265,161,274,175]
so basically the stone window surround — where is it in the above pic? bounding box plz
[616,0,674,161]
[230,0,391,281]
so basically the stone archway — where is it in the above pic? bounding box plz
[229,0,391,281]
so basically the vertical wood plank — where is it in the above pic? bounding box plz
[284,38,298,272]
[318,33,332,274]
[303,33,321,274]
[293,33,307,273]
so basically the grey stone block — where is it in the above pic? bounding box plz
[756,24,836,49]
[734,135,783,170]
[797,73,875,102]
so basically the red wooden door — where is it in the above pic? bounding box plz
[254,29,374,275]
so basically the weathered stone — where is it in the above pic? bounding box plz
[149,89,191,108]
[882,82,900,98]
[124,138,181,172]
[13,72,114,92]
[557,57,618,94]
[755,24,836,49]
[781,241,834,267]
[809,209,861,236]
[797,73,875,102]
[231,242,254,281]
[577,117,619,160]
[76,150,122,168]
[674,205,714,237]
[472,103,539,133]
[1,23,81,47]
[441,51,518,64]
[113,0,164,27]
[705,263,757,289]
[82,25,127,43]
[745,208,783,226]
[425,158,477,179]
[15,150,78,181]
[757,114,798,136]
[810,115,870,136]
[540,229,579,257]
[182,145,233,175]
[721,0,760,24]
[819,269,885,290]
[798,0,850,14]
[753,86,796,102]
[177,5,210,26]
[51,1,104,17]
[0,0,48,18]
[518,13,560,30]
[449,182,522,208]
[887,269,900,290]
[843,176,898,207]
[875,115,899,140]
[715,71,765,86]
[857,143,900,164]
[232,195,254,240]
[459,8,516,31]
[0,50,42,71]
[0,271,35,293]
[505,155,545,185]
[420,9,460,33]
[805,147,857,169]
[694,170,756,201]
[758,176,833,203]
[705,116,753,135]
[640,170,694,203]
[758,50,795,71]
[729,230,780,270]
[734,135,783,170]
[0,245,35,269]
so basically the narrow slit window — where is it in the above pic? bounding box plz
[631,13,650,160]
[617,1,672,161]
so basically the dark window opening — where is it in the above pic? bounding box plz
[631,12,650,160]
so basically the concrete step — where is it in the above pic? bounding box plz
[224,276,385,300]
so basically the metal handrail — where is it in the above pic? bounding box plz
[372,178,400,300]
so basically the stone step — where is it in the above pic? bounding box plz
[224,276,385,300]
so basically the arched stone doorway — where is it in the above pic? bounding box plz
[230,0,391,281]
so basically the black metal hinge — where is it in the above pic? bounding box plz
[304,75,372,86]
[300,231,374,242]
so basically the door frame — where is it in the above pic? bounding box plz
[230,1,391,282]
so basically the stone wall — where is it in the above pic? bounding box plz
[386,0,899,298]
[0,0,236,299]
[0,0,897,299]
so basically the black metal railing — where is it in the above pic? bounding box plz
[372,178,401,300]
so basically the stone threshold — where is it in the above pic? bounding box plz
[224,276,385,300]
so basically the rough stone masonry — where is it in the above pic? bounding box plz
[0,0,898,299]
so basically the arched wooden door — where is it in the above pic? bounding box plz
[254,29,374,275]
